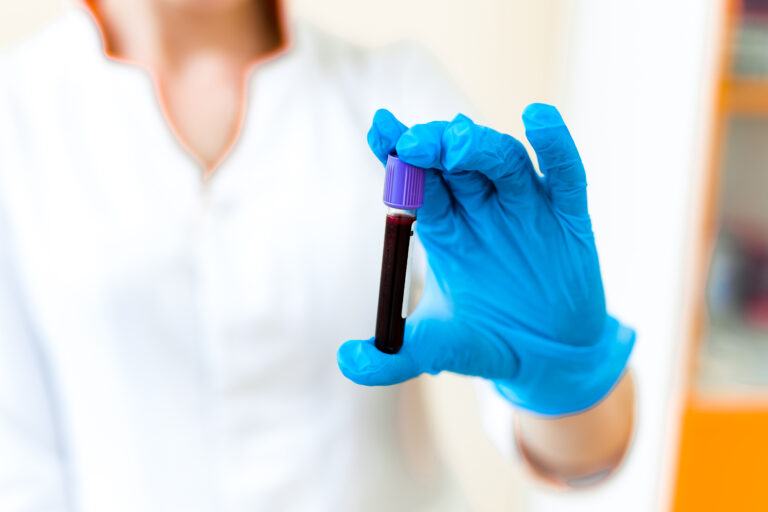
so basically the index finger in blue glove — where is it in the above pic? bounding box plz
[368,112,453,224]
[367,108,408,165]
[522,103,588,217]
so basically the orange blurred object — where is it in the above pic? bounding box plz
[673,403,768,510]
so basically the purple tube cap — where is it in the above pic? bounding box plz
[383,154,426,209]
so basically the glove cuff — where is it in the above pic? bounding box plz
[493,315,635,416]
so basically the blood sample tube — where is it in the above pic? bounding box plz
[375,154,426,354]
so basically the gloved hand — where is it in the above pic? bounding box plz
[337,104,635,416]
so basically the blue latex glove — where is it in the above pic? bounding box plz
[337,104,635,416]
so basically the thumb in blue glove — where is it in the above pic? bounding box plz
[337,104,634,416]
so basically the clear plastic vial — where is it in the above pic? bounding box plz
[374,155,425,354]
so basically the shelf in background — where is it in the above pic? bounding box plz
[725,77,768,114]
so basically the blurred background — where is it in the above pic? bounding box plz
[8,0,768,510]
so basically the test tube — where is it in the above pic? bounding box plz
[375,155,426,354]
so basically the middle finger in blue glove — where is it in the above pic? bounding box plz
[396,120,492,213]
[397,114,539,212]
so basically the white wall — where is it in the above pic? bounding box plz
[289,0,569,136]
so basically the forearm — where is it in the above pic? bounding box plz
[515,371,635,486]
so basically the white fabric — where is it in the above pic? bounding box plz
[0,8,476,511]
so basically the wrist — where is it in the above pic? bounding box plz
[515,371,636,486]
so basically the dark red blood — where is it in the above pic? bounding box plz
[375,214,415,354]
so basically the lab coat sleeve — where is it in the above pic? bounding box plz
[0,200,72,510]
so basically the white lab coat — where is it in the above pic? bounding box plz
[0,6,495,512]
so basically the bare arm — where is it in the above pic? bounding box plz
[515,371,635,486]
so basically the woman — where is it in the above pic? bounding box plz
[0,0,635,510]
